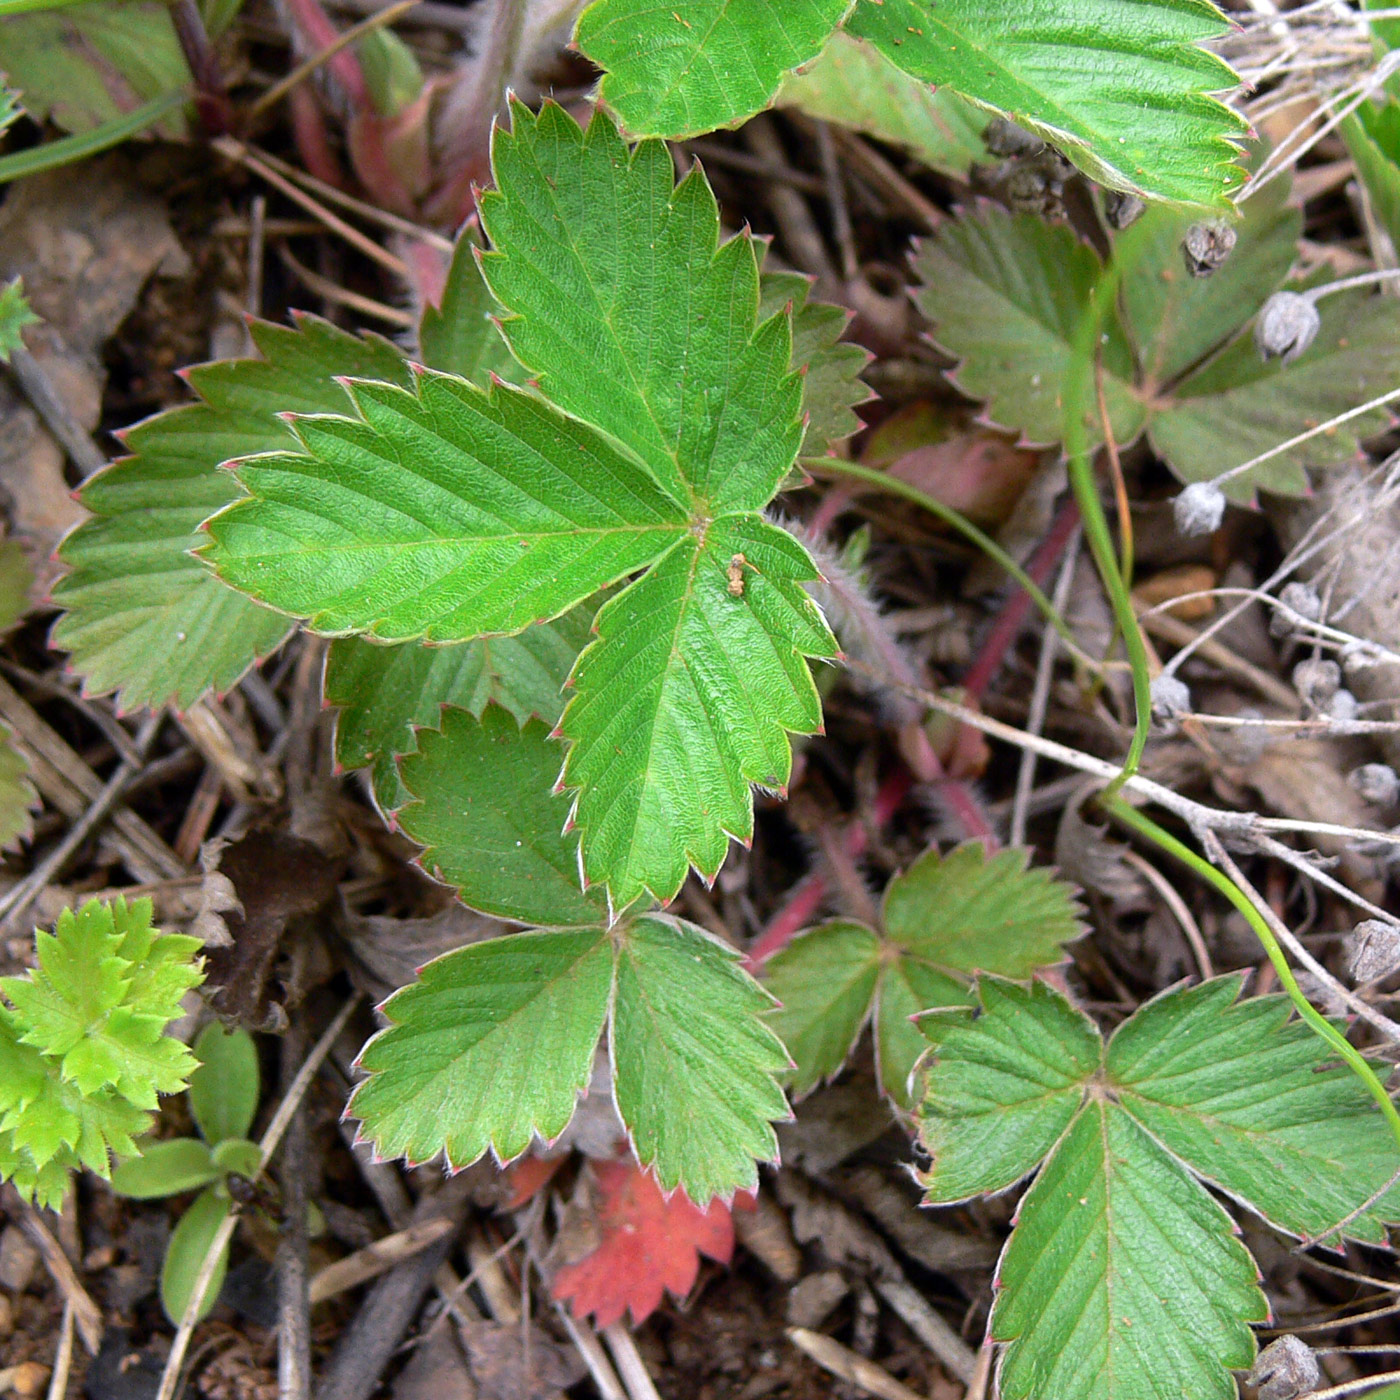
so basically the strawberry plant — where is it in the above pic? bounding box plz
[0,898,204,1209]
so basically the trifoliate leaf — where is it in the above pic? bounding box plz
[325,603,592,813]
[989,1099,1263,1400]
[1,897,201,1109]
[52,316,411,710]
[0,277,37,362]
[776,29,988,179]
[574,0,853,139]
[211,105,837,907]
[0,3,189,135]
[760,271,869,458]
[914,188,1400,499]
[349,927,613,1169]
[764,844,1085,1107]
[845,0,1244,208]
[916,977,1100,1199]
[189,1024,260,1147]
[912,208,1146,449]
[611,916,790,1200]
[1108,977,1400,1244]
[110,1138,220,1198]
[397,707,607,928]
[417,223,520,384]
[205,372,688,640]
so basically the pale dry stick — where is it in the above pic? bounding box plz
[1203,834,1400,1044]
[2,1191,102,1353]
[555,1304,626,1400]
[0,711,164,932]
[1139,611,1299,711]
[873,1277,978,1386]
[1254,834,1396,930]
[1187,713,1400,736]
[5,347,106,477]
[1010,535,1080,847]
[962,1342,994,1400]
[277,245,417,328]
[211,138,410,278]
[249,0,420,119]
[1121,848,1214,980]
[602,1324,663,1400]
[45,1301,73,1400]
[309,1218,456,1304]
[788,1328,930,1400]
[155,996,362,1400]
[228,141,454,252]
[1308,1372,1400,1400]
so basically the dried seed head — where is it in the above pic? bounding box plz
[1182,219,1237,277]
[983,117,1044,158]
[1149,674,1192,730]
[1254,290,1321,363]
[1104,190,1146,230]
[1249,1335,1321,1400]
[1350,763,1400,806]
[1172,481,1227,536]
[1291,657,1341,708]
[1328,687,1359,722]
[1270,581,1322,637]
[1348,919,1400,984]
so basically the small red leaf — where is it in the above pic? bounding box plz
[551,1159,752,1327]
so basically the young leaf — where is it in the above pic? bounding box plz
[110,1138,220,1199]
[573,0,853,139]
[189,1024,260,1147]
[845,0,1244,208]
[776,29,988,180]
[1107,977,1400,1243]
[551,1157,742,1327]
[52,316,412,710]
[396,706,608,929]
[989,1099,1263,1400]
[1,897,201,1109]
[0,277,38,362]
[161,1186,232,1324]
[765,843,1085,1107]
[760,271,870,459]
[611,915,791,1201]
[348,927,613,1169]
[325,602,592,813]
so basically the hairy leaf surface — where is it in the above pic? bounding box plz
[611,916,791,1200]
[349,927,613,1169]
[574,0,853,138]
[846,0,1244,207]
[52,317,410,710]
[397,707,607,928]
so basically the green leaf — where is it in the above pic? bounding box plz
[846,0,1244,208]
[1108,977,1400,1244]
[611,916,790,1200]
[396,706,607,928]
[776,28,988,179]
[52,316,412,710]
[0,82,19,136]
[0,2,189,136]
[763,921,880,1099]
[348,927,613,1169]
[0,537,33,635]
[562,515,833,907]
[205,372,688,641]
[911,208,1146,450]
[0,277,37,362]
[189,1024,260,1146]
[110,1138,219,1199]
[2,897,201,1108]
[760,271,869,458]
[326,604,591,813]
[990,1099,1263,1400]
[161,1186,231,1324]
[574,0,853,139]
[417,224,520,383]
[1342,101,1400,261]
[209,1137,261,1177]
[0,722,36,852]
[917,977,1100,1200]
[764,844,1084,1107]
